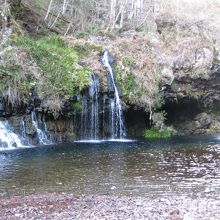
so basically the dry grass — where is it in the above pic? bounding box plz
[161,0,220,39]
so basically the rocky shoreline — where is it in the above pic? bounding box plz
[1,193,220,220]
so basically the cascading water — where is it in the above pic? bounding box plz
[89,73,99,139]
[80,73,100,140]
[102,95,107,138]
[80,94,88,138]
[31,111,52,145]
[0,120,24,149]
[101,50,126,139]
[20,118,30,145]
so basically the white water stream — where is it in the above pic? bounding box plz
[101,50,126,139]
[0,120,25,149]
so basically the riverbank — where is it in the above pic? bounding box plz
[1,193,220,220]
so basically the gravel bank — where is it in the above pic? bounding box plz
[0,193,220,220]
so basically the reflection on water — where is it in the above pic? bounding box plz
[1,136,220,197]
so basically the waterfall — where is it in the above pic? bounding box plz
[80,94,88,138]
[89,73,99,139]
[21,119,26,138]
[20,118,29,145]
[101,50,126,139]
[0,120,24,149]
[31,111,52,145]
[80,73,100,140]
[102,95,106,138]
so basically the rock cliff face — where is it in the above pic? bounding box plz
[1,2,220,140]
[155,15,220,135]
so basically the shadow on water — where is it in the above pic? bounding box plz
[1,135,220,198]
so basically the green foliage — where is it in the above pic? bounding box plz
[135,27,144,32]
[16,35,91,100]
[67,131,76,139]
[114,65,148,107]
[19,77,36,102]
[123,56,135,67]
[0,61,36,103]
[171,83,203,100]
[120,42,130,50]
[145,111,177,139]
[10,0,22,18]
[73,43,103,58]
[75,32,89,39]
[144,126,177,139]
[73,101,82,112]
[121,71,139,101]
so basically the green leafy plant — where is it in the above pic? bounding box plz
[144,126,177,139]
[73,43,102,58]
[16,35,91,111]
[123,56,135,67]
[67,131,76,139]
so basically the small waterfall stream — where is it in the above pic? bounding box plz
[101,50,126,139]
[89,73,99,139]
[80,94,88,138]
[0,121,24,149]
[31,111,52,145]
[80,73,100,140]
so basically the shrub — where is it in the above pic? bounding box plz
[144,126,177,139]
[15,35,91,111]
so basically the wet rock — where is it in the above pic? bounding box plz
[24,115,36,136]
[181,113,212,134]
[168,209,182,220]
[212,64,220,74]
[0,101,4,112]
[161,66,174,85]
[195,113,212,129]
[11,142,17,148]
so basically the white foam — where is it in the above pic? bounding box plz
[107,139,136,142]
[0,121,26,149]
[74,139,135,143]
[74,140,104,143]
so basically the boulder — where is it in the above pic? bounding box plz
[195,113,212,129]
[24,115,37,136]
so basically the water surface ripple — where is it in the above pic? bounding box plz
[1,136,220,198]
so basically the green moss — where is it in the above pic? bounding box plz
[73,43,102,58]
[114,66,134,99]
[121,71,139,101]
[73,101,82,112]
[0,60,36,103]
[114,65,150,107]
[10,0,22,18]
[0,35,93,111]
[135,27,144,32]
[144,126,177,139]
[67,131,76,139]
[75,32,89,39]
[123,56,135,67]
[120,42,130,50]
[19,77,36,102]
[16,35,91,100]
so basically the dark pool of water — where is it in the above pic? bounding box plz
[1,136,220,197]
